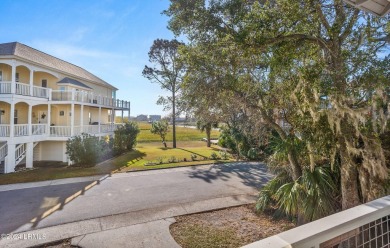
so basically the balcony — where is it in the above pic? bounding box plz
[0,81,130,109]
[0,124,122,137]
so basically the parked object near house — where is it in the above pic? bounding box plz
[0,42,130,173]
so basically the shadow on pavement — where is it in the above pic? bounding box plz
[186,162,273,189]
[0,179,105,234]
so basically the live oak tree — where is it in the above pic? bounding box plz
[150,120,170,148]
[165,0,390,220]
[143,39,185,148]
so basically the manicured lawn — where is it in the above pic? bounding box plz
[0,161,120,185]
[136,122,220,142]
[107,141,231,172]
[0,141,231,185]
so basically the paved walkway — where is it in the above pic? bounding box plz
[0,162,271,247]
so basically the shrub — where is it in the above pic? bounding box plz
[219,150,229,160]
[114,122,140,155]
[168,156,177,163]
[66,133,99,167]
[156,157,164,164]
[210,152,220,160]
[191,154,198,161]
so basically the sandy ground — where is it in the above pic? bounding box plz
[170,204,295,248]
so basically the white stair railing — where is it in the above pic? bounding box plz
[15,143,26,165]
[0,143,7,162]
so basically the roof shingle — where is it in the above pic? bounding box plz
[0,42,117,90]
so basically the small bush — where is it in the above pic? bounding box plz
[114,122,140,155]
[156,157,164,164]
[191,154,198,161]
[66,133,99,167]
[168,156,177,163]
[210,152,220,160]
[219,150,229,160]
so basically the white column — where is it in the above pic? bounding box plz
[5,144,16,173]
[29,69,34,96]
[71,103,74,136]
[98,107,101,133]
[26,142,33,168]
[28,104,32,135]
[47,103,51,135]
[11,63,16,94]
[121,110,124,123]
[10,102,14,138]
[80,105,84,133]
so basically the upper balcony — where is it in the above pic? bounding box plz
[0,81,130,110]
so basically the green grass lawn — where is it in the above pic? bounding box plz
[108,141,231,172]
[0,122,224,185]
[137,122,220,142]
[0,141,231,185]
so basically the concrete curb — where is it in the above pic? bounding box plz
[0,194,257,248]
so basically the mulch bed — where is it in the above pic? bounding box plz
[170,204,295,248]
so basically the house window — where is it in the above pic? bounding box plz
[15,73,19,82]
[0,71,2,81]
[14,110,18,124]
[42,79,47,88]
[112,90,116,99]
[59,111,64,116]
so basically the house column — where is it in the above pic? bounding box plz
[47,103,51,135]
[29,69,34,96]
[98,107,101,133]
[28,104,32,135]
[11,62,16,94]
[10,102,15,138]
[71,103,74,136]
[80,104,84,132]
[5,144,16,173]
[26,142,33,168]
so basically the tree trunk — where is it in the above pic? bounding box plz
[206,125,211,147]
[340,143,361,210]
[287,148,302,181]
[172,91,177,148]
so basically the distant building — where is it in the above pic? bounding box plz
[136,114,148,121]
[148,115,161,122]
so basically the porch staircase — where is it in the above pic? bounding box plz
[0,142,39,173]
[15,142,39,167]
[0,142,7,174]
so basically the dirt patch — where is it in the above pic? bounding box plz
[170,204,295,248]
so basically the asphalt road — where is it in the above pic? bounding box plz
[0,162,272,234]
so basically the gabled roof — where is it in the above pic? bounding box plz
[0,42,118,90]
[57,77,92,89]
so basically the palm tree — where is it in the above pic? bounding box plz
[196,120,218,147]
[257,134,340,224]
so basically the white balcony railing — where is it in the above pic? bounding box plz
[50,126,71,137]
[0,81,130,109]
[243,196,390,248]
[83,125,99,134]
[14,124,28,137]
[15,83,30,96]
[32,124,46,135]
[0,81,12,94]
[33,86,49,98]
[0,125,10,137]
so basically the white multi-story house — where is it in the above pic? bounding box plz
[0,42,130,173]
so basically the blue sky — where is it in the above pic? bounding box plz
[0,0,175,116]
